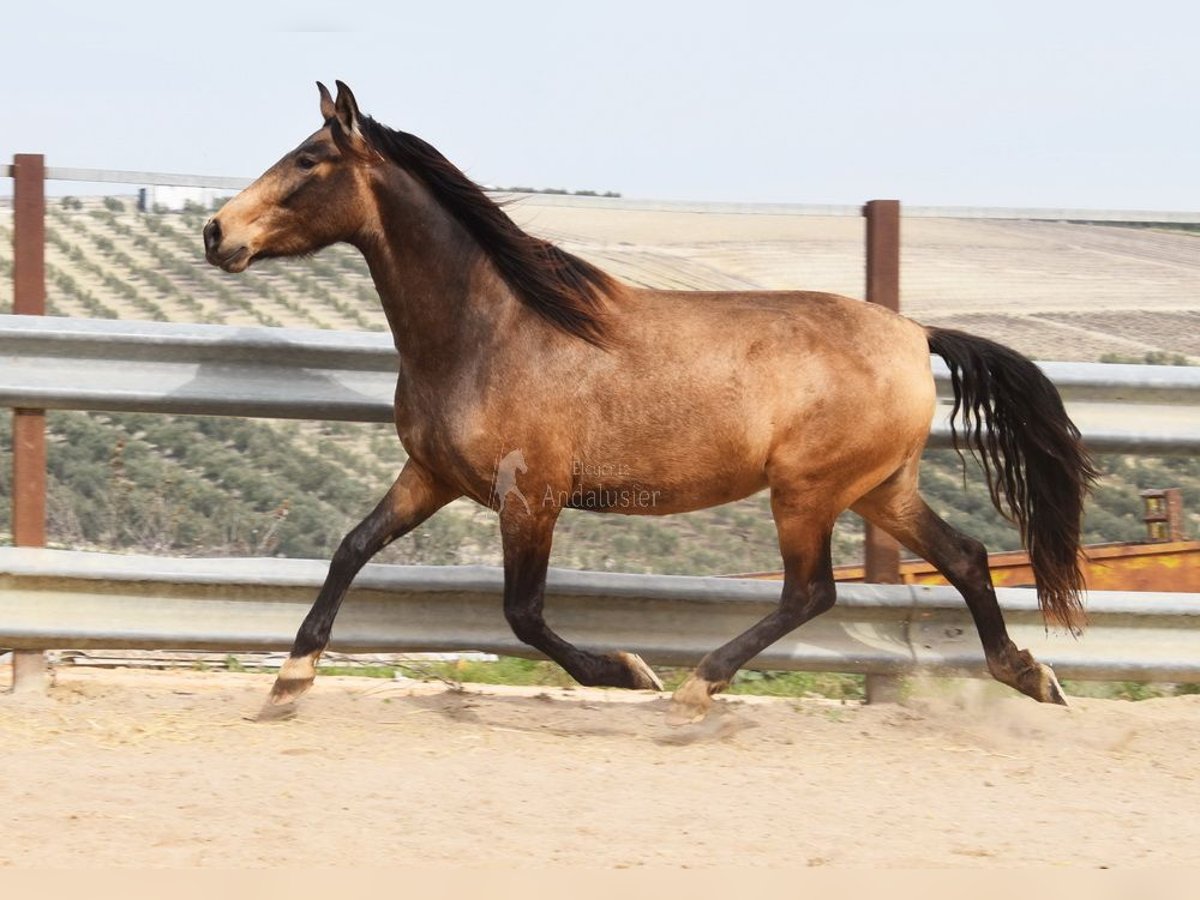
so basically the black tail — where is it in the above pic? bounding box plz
[927,327,1099,632]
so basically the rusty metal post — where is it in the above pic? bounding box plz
[863,199,903,704]
[10,153,48,693]
[862,199,902,585]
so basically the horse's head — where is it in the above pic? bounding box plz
[203,81,379,273]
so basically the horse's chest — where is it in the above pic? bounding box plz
[393,412,458,465]
[392,393,495,494]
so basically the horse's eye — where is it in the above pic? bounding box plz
[296,155,319,171]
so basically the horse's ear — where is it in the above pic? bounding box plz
[317,81,336,122]
[333,80,362,134]
[329,80,375,159]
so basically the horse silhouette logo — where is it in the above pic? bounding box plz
[491,449,531,514]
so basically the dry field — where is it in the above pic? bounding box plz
[511,204,1200,363]
[3,199,1198,365]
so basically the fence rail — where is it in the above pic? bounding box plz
[3,548,1199,685]
[2,314,1198,452]
[5,162,1200,223]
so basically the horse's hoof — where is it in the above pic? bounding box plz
[612,652,664,691]
[266,652,319,705]
[268,676,313,706]
[251,699,298,722]
[998,650,1070,707]
[667,674,722,726]
[1037,663,1069,706]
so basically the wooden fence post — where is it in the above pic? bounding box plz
[863,199,903,703]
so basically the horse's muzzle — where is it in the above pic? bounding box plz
[203,218,251,272]
[202,218,222,261]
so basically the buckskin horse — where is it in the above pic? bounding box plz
[203,82,1097,722]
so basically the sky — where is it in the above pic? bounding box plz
[3,0,1199,210]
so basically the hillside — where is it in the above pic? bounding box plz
[0,195,1198,574]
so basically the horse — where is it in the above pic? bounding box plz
[203,81,1098,722]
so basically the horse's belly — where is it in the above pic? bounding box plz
[563,470,769,516]
[559,430,771,515]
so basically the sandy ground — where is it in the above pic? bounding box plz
[2,664,1199,869]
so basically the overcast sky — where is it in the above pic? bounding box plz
[3,1,1198,210]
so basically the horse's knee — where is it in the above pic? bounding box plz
[331,529,374,570]
[504,607,543,645]
[780,580,836,627]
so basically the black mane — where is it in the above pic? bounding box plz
[358,117,615,347]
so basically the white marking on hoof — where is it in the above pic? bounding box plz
[267,652,320,706]
[667,674,720,726]
[1039,663,1069,706]
[615,652,664,691]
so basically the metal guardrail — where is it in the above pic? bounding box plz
[2,548,1198,682]
[930,358,1200,455]
[0,314,397,423]
[0,165,253,192]
[2,314,1198,452]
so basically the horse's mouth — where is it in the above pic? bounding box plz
[207,245,253,273]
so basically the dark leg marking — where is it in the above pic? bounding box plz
[260,463,458,716]
[501,512,663,691]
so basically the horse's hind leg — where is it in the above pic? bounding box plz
[262,461,459,714]
[670,490,837,723]
[500,508,662,690]
[852,473,1067,705]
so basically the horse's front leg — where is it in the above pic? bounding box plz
[501,507,662,691]
[260,461,459,717]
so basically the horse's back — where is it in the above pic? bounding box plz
[626,287,926,355]
[622,287,934,407]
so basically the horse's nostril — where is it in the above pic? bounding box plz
[203,219,222,255]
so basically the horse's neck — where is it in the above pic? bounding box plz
[354,171,514,372]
